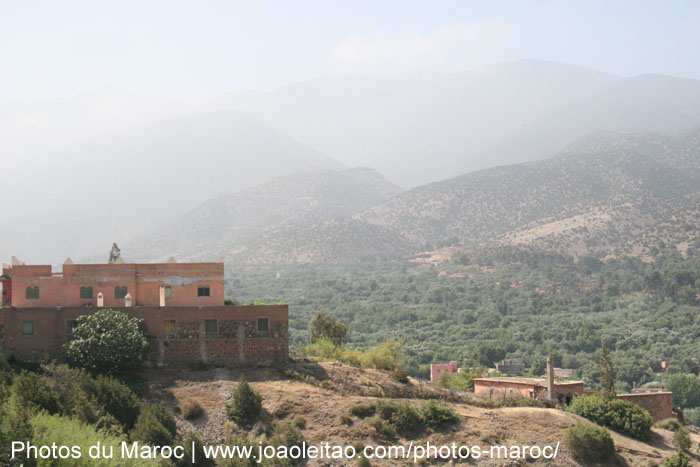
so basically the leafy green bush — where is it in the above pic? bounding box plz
[563,422,615,463]
[436,367,486,391]
[349,403,375,418]
[361,339,403,371]
[268,422,305,466]
[13,371,63,415]
[130,404,176,446]
[86,374,142,430]
[418,400,459,429]
[390,366,409,383]
[664,451,691,467]
[65,309,149,376]
[667,374,700,410]
[225,376,263,426]
[182,399,204,420]
[683,407,700,427]
[388,403,422,434]
[567,394,653,441]
[30,413,157,466]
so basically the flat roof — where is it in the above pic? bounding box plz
[473,377,584,386]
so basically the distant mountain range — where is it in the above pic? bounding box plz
[120,127,700,264]
[4,59,700,265]
[204,60,700,187]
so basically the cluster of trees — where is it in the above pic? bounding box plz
[229,245,700,392]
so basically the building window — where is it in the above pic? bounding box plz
[21,321,34,335]
[66,320,78,334]
[257,318,269,332]
[25,286,39,300]
[163,319,176,336]
[80,286,93,299]
[164,286,172,299]
[115,286,128,299]
[197,286,210,297]
[204,319,218,333]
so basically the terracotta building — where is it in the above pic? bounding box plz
[0,258,288,367]
[430,361,461,382]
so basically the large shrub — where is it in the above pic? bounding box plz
[13,371,63,415]
[226,376,263,426]
[361,339,404,371]
[418,400,459,429]
[567,394,653,441]
[65,309,149,376]
[130,404,176,446]
[563,422,615,463]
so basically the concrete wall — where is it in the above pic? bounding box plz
[3,263,224,308]
[0,304,288,367]
[618,392,675,421]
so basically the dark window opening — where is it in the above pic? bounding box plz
[22,321,34,335]
[197,286,210,297]
[257,318,269,332]
[80,286,93,299]
[25,286,39,300]
[204,319,218,333]
[164,286,172,298]
[115,286,128,299]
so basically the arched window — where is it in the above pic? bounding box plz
[25,286,39,300]
[80,286,93,299]
[114,286,128,299]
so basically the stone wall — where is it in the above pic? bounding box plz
[617,392,675,421]
[0,304,288,367]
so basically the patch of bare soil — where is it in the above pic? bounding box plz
[142,362,700,466]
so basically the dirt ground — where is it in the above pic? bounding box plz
[142,362,700,466]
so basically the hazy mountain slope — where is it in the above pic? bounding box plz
[1,111,343,265]
[486,74,700,166]
[204,60,620,186]
[354,128,700,257]
[0,89,189,161]
[204,60,700,187]
[119,167,402,263]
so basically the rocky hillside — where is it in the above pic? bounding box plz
[122,168,403,263]
[122,127,700,264]
[355,128,700,258]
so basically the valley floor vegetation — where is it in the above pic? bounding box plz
[229,245,700,399]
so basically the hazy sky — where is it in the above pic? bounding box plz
[1,0,699,102]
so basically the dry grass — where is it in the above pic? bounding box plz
[141,362,700,466]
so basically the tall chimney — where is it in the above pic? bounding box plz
[546,356,555,401]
